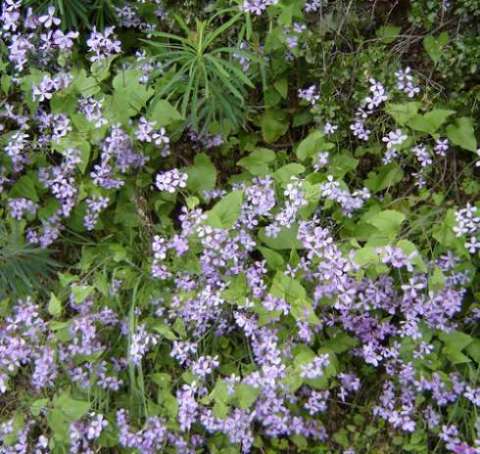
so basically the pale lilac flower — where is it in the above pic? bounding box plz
[8,198,37,220]
[298,85,320,106]
[304,0,323,13]
[86,26,122,62]
[382,129,407,150]
[324,122,338,135]
[242,0,278,15]
[434,138,449,157]
[38,6,61,29]
[395,67,420,98]
[155,169,188,193]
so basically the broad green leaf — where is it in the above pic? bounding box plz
[274,79,288,99]
[111,70,154,120]
[91,55,118,82]
[72,68,100,97]
[222,274,248,303]
[261,109,289,143]
[385,102,421,125]
[55,393,90,421]
[31,398,49,417]
[258,224,304,250]
[429,267,445,292]
[237,148,276,176]
[354,246,380,267]
[186,153,217,195]
[290,298,320,324]
[235,384,260,409]
[48,293,62,317]
[270,272,306,303]
[329,152,358,178]
[296,130,335,161]
[148,99,184,126]
[376,25,401,43]
[407,109,455,135]
[466,339,480,364]
[152,323,177,340]
[273,163,305,184]
[206,191,243,229]
[323,332,358,354]
[364,163,404,193]
[71,285,94,304]
[258,246,285,269]
[423,32,448,64]
[439,330,473,352]
[446,117,477,152]
[9,173,39,202]
[365,210,406,238]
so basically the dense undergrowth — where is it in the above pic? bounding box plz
[0,0,479,453]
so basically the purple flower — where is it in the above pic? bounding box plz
[86,26,122,62]
[155,169,188,193]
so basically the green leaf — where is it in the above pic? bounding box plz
[111,69,154,120]
[148,99,184,126]
[235,384,260,409]
[48,293,62,317]
[261,109,288,143]
[446,117,477,152]
[365,210,406,239]
[274,79,288,99]
[423,32,448,64]
[466,339,480,364]
[31,398,49,417]
[237,148,276,176]
[10,174,39,202]
[407,109,455,135]
[329,152,358,178]
[323,332,358,354]
[273,163,305,184]
[439,330,473,352]
[206,191,243,229]
[258,246,285,269]
[385,102,421,125]
[270,272,306,303]
[71,285,94,304]
[186,153,217,195]
[376,25,401,43]
[91,55,117,82]
[258,224,304,250]
[55,393,90,421]
[296,130,334,161]
[365,163,404,193]
[429,267,445,292]
[72,68,100,97]
[48,393,90,443]
[439,330,473,365]
[290,298,320,324]
[354,246,380,267]
[152,323,177,340]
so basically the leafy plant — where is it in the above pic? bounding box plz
[147,9,255,132]
[0,225,56,299]
[24,0,116,30]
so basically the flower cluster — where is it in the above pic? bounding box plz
[155,168,188,193]
[241,0,278,15]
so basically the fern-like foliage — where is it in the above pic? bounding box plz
[0,225,57,299]
[23,0,116,30]
[147,9,256,132]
